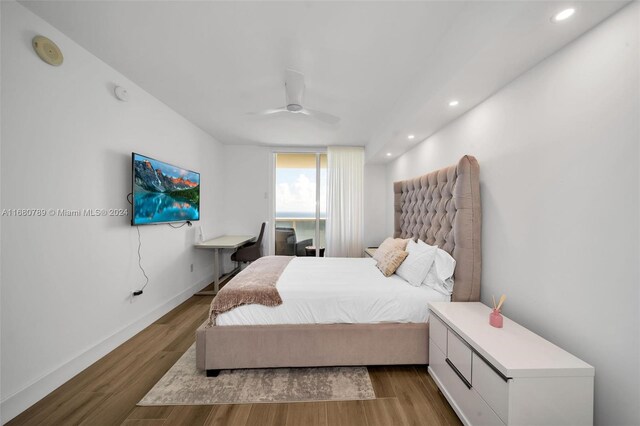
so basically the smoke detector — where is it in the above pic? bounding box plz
[114,86,130,102]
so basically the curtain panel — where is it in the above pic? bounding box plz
[326,146,364,257]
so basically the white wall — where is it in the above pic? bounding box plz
[386,4,639,425]
[221,145,272,266]
[363,164,387,248]
[0,2,225,422]
[222,145,272,236]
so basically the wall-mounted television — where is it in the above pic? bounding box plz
[131,153,200,225]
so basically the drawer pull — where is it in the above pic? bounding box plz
[446,358,472,389]
[473,350,510,383]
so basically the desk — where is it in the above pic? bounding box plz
[194,235,255,295]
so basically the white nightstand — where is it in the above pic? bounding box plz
[364,247,377,258]
[428,302,594,426]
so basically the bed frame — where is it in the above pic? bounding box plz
[196,155,481,375]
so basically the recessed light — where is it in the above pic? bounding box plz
[386,152,392,157]
[449,100,459,107]
[552,8,575,22]
[407,134,415,140]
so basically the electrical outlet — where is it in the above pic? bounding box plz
[190,263,194,272]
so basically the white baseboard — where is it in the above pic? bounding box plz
[0,274,214,424]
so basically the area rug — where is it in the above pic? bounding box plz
[138,344,376,405]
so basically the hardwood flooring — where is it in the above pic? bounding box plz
[8,287,461,426]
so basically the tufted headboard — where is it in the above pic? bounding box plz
[393,155,481,302]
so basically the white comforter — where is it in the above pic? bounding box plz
[216,257,450,326]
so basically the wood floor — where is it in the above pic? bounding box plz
[8,288,461,426]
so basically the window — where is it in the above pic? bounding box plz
[273,153,327,257]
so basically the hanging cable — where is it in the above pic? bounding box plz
[133,226,149,296]
[167,221,192,229]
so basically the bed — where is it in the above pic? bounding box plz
[216,257,451,326]
[196,155,481,375]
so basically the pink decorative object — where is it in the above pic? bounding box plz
[489,309,503,328]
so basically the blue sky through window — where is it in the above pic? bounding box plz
[276,167,326,218]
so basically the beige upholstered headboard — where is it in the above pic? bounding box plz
[393,155,481,302]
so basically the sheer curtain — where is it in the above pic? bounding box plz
[326,146,364,257]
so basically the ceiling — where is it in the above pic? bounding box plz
[20,1,628,162]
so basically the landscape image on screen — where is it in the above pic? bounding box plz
[132,153,200,225]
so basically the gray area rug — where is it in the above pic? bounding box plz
[139,344,376,405]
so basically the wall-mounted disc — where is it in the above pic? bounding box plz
[114,86,130,102]
[32,35,63,66]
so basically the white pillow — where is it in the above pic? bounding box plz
[395,239,438,286]
[420,241,456,295]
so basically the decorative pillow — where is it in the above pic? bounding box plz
[395,239,438,286]
[373,237,411,263]
[376,249,409,277]
[420,241,456,295]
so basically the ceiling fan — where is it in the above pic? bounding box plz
[248,69,340,125]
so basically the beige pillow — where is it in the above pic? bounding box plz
[376,249,409,277]
[373,237,411,263]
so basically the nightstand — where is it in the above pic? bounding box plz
[428,302,594,426]
[364,247,378,258]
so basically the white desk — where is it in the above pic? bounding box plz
[194,235,255,295]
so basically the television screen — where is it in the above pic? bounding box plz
[131,153,200,225]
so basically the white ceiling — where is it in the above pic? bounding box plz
[20,1,628,162]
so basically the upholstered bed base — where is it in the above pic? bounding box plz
[196,321,429,372]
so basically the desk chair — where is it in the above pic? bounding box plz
[230,222,265,263]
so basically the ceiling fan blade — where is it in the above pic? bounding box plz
[302,108,341,125]
[247,107,288,116]
[285,69,305,107]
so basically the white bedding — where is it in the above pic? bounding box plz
[216,257,450,326]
